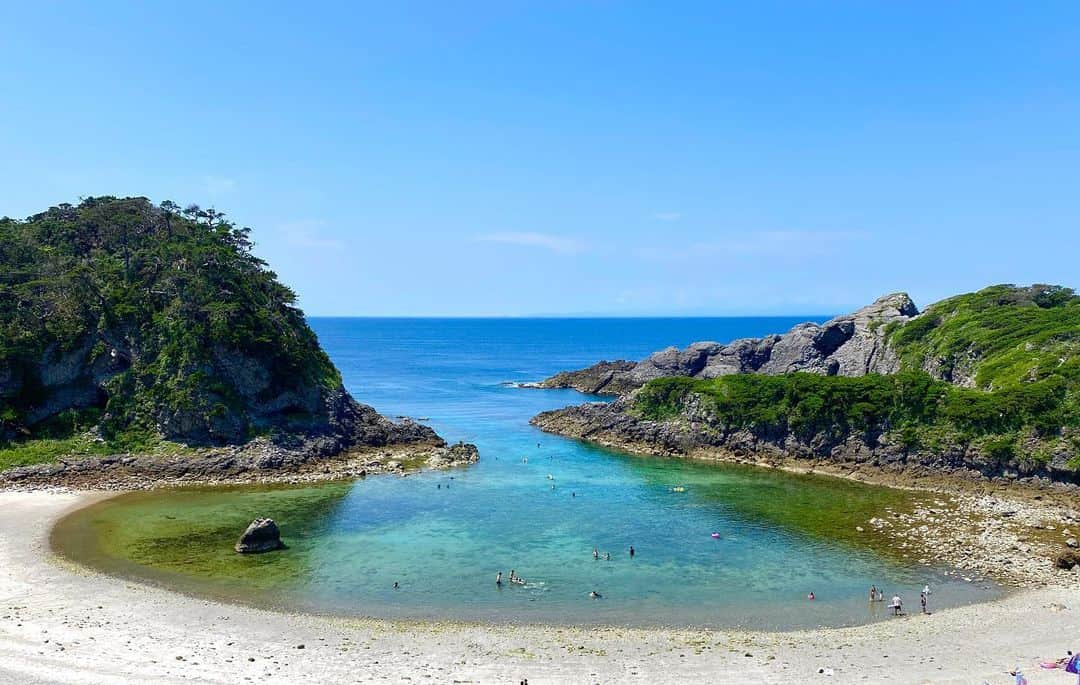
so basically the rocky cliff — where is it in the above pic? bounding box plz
[0,197,470,480]
[532,284,1080,488]
[539,293,919,394]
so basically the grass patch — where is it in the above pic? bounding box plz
[0,431,202,472]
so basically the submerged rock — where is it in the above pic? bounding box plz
[235,518,284,554]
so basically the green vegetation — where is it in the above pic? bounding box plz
[635,284,1079,472]
[1,197,342,467]
[886,283,1080,391]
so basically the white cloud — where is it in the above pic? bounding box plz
[474,232,586,255]
[635,230,868,261]
[204,175,237,196]
[652,211,682,222]
[277,220,343,249]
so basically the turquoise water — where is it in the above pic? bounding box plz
[56,318,1001,629]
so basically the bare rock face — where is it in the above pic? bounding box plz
[536,293,920,394]
[235,518,283,554]
[537,360,638,394]
[758,292,917,377]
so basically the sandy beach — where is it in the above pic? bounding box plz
[0,490,1077,684]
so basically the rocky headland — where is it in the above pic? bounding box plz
[537,293,919,394]
[0,197,477,487]
[531,284,1080,587]
[531,284,1080,489]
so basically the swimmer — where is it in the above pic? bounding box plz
[589,591,602,599]
[496,571,503,587]
[808,591,815,600]
[604,552,610,561]
[593,547,599,560]
[394,581,400,589]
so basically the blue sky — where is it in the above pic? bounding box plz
[2,2,1078,316]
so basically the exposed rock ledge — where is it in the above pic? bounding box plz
[536,293,918,395]
[0,439,478,491]
[0,393,479,490]
[531,396,1080,488]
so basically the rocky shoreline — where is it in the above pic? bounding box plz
[531,405,1080,589]
[535,293,918,395]
[0,438,479,491]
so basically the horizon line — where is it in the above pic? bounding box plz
[304,313,837,320]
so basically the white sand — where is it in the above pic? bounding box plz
[1,490,1078,684]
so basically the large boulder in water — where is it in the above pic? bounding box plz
[235,518,283,554]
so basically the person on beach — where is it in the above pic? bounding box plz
[870,585,877,602]
[891,595,903,615]
[629,545,635,558]
[920,592,927,614]
[496,571,503,587]
[1009,668,1028,685]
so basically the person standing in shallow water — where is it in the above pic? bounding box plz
[870,585,877,602]
[592,547,599,560]
[920,592,927,614]
[496,571,502,587]
[629,545,635,558]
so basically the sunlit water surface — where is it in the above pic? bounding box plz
[54,318,1001,629]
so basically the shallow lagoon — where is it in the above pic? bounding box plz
[53,318,1002,629]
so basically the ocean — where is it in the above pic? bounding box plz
[54,317,1000,629]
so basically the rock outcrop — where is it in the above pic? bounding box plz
[235,518,283,553]
[538,293,919,395]
[0,197,481,485]
[0,418,480,489]
[534,360,639,395]
[530,395,1080,488]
